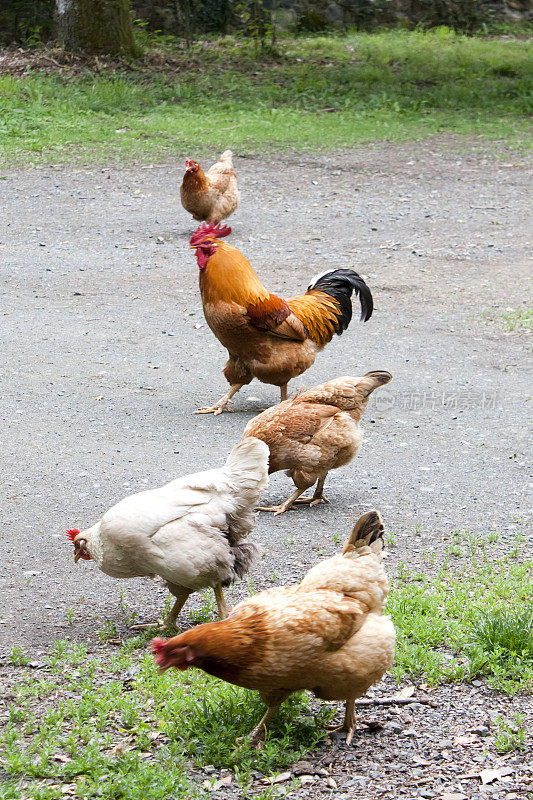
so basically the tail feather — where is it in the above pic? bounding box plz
[307,268,373,327]
[223,438,269,493]
[219,149,234,164]
[288,268,373,346]
[342,510,385,556]
[298,510,389,608]
[296,371,392,410]
[226,540,261,584]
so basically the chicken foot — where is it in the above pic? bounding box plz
[195,383,244,415]
[257,477,329,515]
[292,476,329,507]
[213,583,230,620]
[257,487,308,515]
[237,704,281,749]
[326,697,357,745]
[129,586,191,632]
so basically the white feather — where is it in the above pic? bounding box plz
[307,268,340,291]
[75,439,269,590]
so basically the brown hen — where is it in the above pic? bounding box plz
[180,151,240,225]
[152,510,395,747]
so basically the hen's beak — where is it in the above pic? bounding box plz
[74,552,81,563]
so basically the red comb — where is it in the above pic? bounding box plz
[190,222,231,248]
[66,528,80,542]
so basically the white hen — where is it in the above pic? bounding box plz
[67,438,269,627]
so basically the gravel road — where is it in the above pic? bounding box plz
[0,138,531,654]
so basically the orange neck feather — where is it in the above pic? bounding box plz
[176,612,268,682]
[200,241,269,307]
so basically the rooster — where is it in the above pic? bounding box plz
[244,371,392,514]
[180,151,240,225]
[190,222,374,415]
[66,439,268,628]
[152,510,395,746]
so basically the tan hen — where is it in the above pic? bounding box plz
[242,371,392,514]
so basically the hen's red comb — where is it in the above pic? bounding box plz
[190,222,231,248]
[66,528,80,542]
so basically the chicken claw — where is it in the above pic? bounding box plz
[195,403,233,415]
[326,698,357,744]
[129,619,166,631]
[236,704,280,748]
[257,487,309,515]
[256,503,292,515]
[235,732,265,750]
[257,481,329,515]
[194,383,244,416]
[293,494,330,507]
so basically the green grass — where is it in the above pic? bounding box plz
[0,636,330,800]
[482,306,533,332]
[0,27,532,165]
[389,531,533,694]
[494,712,527,753]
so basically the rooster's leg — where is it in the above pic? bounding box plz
[280,384,288,402]
[257,487,308,515]
[293,475,330,507]
[213,583,230,620]
[326,697,357,745]
[195,383,244,415]
[166,588,191,629]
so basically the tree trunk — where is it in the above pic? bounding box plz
[55,0,139,56]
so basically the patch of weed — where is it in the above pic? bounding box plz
[482,306,532,332]
[8,646,30,667]
[0,636,333,800]
[494,711,527,753]
[189,589,216,624]
[389,536,533,694]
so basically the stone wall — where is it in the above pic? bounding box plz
[264,1,533,30]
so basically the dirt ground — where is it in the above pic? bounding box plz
[0,138,531,798]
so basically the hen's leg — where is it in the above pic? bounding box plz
[280,384,288,402]
[326,697,357,745]
[213,583,230,620]
[195,383,244,415]
[257,487,308,515]
[240,704,281,748]
[166,587,191,629]
[293,475,330,507]
[344,697,357,745]
[129,586,190,631]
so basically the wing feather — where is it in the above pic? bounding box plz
[246,297,307,340]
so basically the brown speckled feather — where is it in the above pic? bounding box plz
[243,373,391,487]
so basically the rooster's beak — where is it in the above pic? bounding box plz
[74,553,81,564]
